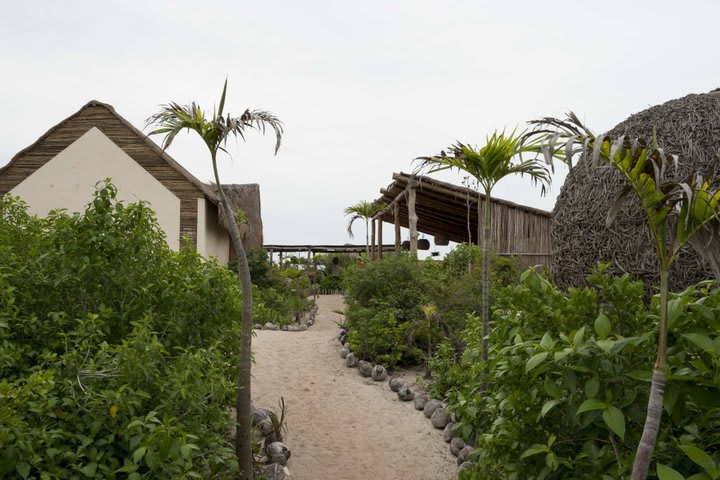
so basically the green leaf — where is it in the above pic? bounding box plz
[602,406,625,440]
[679,445,718,477]
[80,463,97,477]
[594,312,611,339]
[540,332,555,350]
[667,298,685,329]
[577,399,606,414]
[585,376,600,398]
[17,463,30,479]
[683,333,718,355]
[657,463,686,480]
[540,399,563,418]
[521,444,548,458]
[132,446,147,464]
[526,352,548,373]
[573,326,586,346]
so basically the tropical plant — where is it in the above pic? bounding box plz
[528,119,720,478]
[146,80,282,479]
[344,200,386,257]
[415,131,551,362]
[593,134,720,479]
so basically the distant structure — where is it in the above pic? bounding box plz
[374,172,552,268]
[0,100,263,263]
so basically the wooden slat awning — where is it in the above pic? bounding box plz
[375,172,552,257]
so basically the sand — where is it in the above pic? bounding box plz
[251,295,457,480]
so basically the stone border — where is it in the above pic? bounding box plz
[336,325,475,477]
[254,303,319,332]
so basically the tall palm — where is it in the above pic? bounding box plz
[345,200,385,257]
[415,131,551,363]
[147,80,282,480]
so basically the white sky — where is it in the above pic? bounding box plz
[3,1,720,247]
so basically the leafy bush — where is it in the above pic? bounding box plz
[341,246,521,370]
[0,184,244,478]
[431,266,720,479]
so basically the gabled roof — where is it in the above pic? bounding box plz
[0,100,221,205]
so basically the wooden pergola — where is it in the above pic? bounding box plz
[263,244,395,263]
[370,172,553,267]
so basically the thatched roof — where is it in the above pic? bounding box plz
[216,184,264,250]
[0,100,221,203]
[552,89,720,291]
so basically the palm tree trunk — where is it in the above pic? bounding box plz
[631,269,669,479]
[481,191,491,363]
[212,153,254,480]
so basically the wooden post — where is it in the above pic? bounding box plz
[279,252,283,269]
[269,248,274,265]
[378,219,383,259]
[408,186,418,257]
[394,202,401,254]
[371,218,376,260]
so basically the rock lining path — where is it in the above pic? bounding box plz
[252,295,456,480]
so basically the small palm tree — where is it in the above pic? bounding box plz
[593,134,720,479]
[147,80,282,480]
[415,131,551,363]
[529,119,720,479]
[345,200,385,257]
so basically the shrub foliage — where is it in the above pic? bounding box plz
[0,184,243,478]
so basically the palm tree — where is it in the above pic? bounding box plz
[528,119,720,479]
[415,131,551,363]
[594,135,719,479]
[345,200,385,257]
[146,80,282,480]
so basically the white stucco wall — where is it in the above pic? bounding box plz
[196,197,230,264]
[11,127,182,250]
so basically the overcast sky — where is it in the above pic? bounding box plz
[3,1,720,247]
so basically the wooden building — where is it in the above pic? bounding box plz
[0,100,263,262]
[373,172,552,267]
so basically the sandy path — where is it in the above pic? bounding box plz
[252,295,456,480]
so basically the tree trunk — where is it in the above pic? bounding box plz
[212,154,254,480]
[481,191,491,363]
[371,218,376,260]
[394,202,401,254]
[408,187,418,258]
[631,269,669,479]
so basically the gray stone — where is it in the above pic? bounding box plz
[338,328,347,338]
[263,322,279,331]
[266,441,291,466]
[450,441,462,458]
[442,422,456,442]
[281,325,290,331]
[258,418,274,436]
[431,408,451,429]
[297,324,308,331]
[340,345,350,358]
[345,353,359,367]
[371,365,388,381]
[456,445,473,466]
[414,395,428,411]
[423,399,444,418]
[358,360,373,377]
[388,378,404,392]
[398,385,415,401]
[339,334,347,345]
[254,323,263,330]
[264,464,292,480]
[252,406,270,426]
[450,437,466,457]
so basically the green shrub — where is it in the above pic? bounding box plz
[432,266,720,479]
[0,184,242,478]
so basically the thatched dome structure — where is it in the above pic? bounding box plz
[552,89,720,292]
